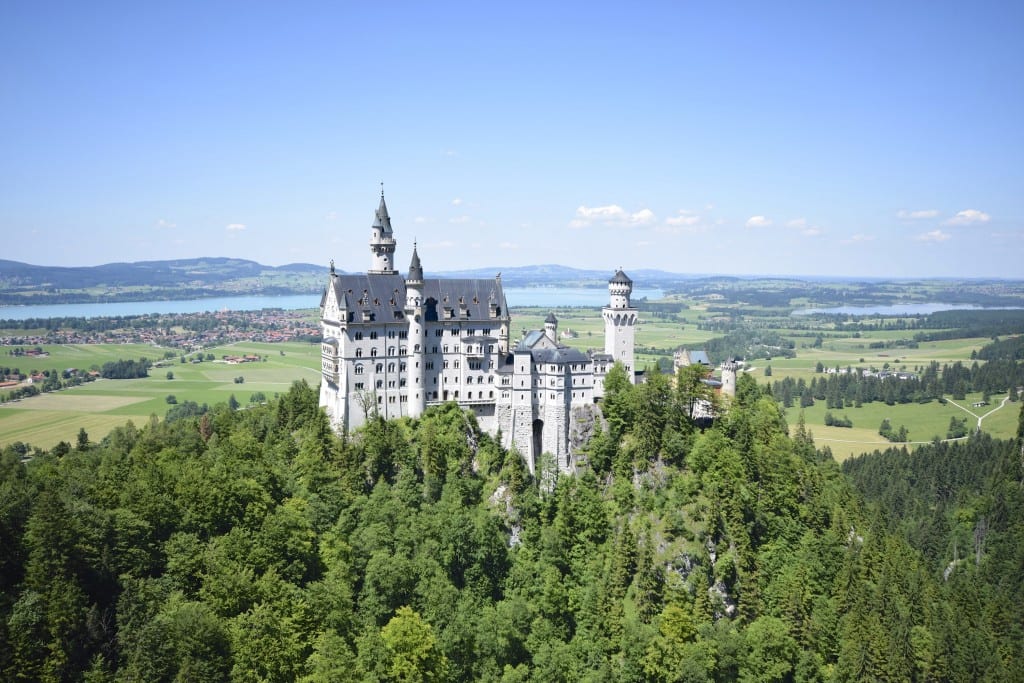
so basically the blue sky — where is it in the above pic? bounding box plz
[2,2,1022,278]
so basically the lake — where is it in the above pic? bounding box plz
[792,303,1018,316]
[0,287,665,321]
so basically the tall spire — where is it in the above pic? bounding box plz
[407,240,423,283]
[372,193,393,237]
[369,189,397,274]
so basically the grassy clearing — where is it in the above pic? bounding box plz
[0,341,321,450]
[785,390,1020,461]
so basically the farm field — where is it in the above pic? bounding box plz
[0,341,321,450]
[782,389,1019,461]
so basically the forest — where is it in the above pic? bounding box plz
[0,366,1022,681]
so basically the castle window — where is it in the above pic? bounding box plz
[371,348,378,357]
[400,395,407,402]
[414,344,420,352]
[389,396,395,403]
[355,349,363,358]
[400,363,406,371]
[376,380,383,389]
[443,345,449,353]
[450,329,459,336]
[388,330,395,339]
[487,345,494,353]
[388,363,395,372]
[432,346,438,354]
[355,365,364,375]
[354,332,363,340]
[370,331,378,340]
[443,360,449,369]
[355,382,364,390]
[399,331,407,339]
[400,379,406,387]
[426,361,434,370]
[435,329,443,337]
[488,376,494,383]
[454,360,460,369]
[376,363,383,373]
[388,346,395,355]
[489,391,493,398]
[388,381,395,388]
[400,346,406,355]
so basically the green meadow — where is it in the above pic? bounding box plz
[1,306,1019,461]
[0,341,321,450]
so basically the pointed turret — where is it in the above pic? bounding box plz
[369,190,398,274]
[544,312,558,343]
[407,242,423,284]
[372,194,393,236]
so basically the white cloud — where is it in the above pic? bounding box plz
[450,198,463,206]
[570,204,655,229]
[156,219,176,229]
[226,223,246,231]
[787,218,807,229]
[745,215,772,228]
[841,233,874,244]
[441,149,458,157]
[666,211,701,227]
[916,230,951,243]
[498,241,518,249]
[801,226,823,237]
[449,215,471,224]
[897,209,939,220]
[945,209,991,226]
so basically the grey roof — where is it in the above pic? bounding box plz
[461,335,498,343]
[687,350,711,366]
[531,346,591,365]
[610,269,632,285]
[327,273,407,321]
[325,272,507,323]
[407,244,423,282]
[422,278,506,321]
[372,195,393,236]
[518,330,546,349]
[545,312,558,324]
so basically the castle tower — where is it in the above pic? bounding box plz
[544,312,558,344]
[603,269,637,383]
[721,360,738,398]
[405,243,426,418]
[368,192,397,274]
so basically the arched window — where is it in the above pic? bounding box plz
[355,364,364,375]
[354,332,363,340]
[376,363,383,373]
[388,363,395,372]
[355,348,363,358]
[388,346,395,355]
[370,348,377,357]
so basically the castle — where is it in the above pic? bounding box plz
[319,193,637,474]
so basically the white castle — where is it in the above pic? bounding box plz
[319,193,637,474]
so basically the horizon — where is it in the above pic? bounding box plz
[2,3,1022,279]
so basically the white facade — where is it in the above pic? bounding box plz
[319,195,637,474]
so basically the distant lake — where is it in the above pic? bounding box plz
[0,287,665,321]
[792,303,1019,316]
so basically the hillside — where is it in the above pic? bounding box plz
[0,258,326,304]
[1,373,1021,680]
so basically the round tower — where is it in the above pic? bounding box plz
[405,243,426,418]
[721,360,738,398]
[369,191,398,274]
[603,269,638,383]
[544,311,558,344]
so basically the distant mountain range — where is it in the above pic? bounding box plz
[0,258,706,294]
[3,258,1021,309]
[0,257,324,290]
